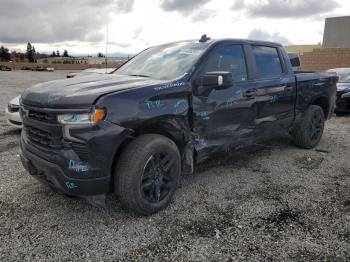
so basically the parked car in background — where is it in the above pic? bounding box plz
[5,96,22,128]
[0,64,12,71]
[327,68,350,113]
[67,68,116,78]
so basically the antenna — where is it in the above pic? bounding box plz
[199,34,210,42]
[105,24,109,73]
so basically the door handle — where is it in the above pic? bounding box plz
[243,89,257,97]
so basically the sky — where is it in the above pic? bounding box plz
[0,0,349,56]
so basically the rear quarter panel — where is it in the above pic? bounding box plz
[295,72,337,121]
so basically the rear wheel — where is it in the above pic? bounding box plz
[293,105,325,149]
[115,134,181,215]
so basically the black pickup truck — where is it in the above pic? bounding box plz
[20,36,337,215]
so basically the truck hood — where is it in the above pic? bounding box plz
[21,74,167,109]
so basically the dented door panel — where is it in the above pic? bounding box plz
[192,81,258,162]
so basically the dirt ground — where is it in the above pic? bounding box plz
[0,71,349,261]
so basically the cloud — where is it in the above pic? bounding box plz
[132,27,143,40]
[191,9,216,22]
[231,0,246,10]
[247,28,291,45]
[109,41,131,48]
[232,0,339,18]
[160,0,211,15]
[0,0,135,44]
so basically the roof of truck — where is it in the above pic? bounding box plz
[161,38,283,47]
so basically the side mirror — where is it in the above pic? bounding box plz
[197,71,233,96]
[288,52,301,67]
[202,71,233,89]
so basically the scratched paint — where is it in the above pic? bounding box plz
[65,181,78,189]
[174,99,187,109]
[145,100,165,110]
[271,95,279,103]
[225,97,236,106]
[173,99,188,113]
[47,94,60,103]
[198,111,210,120]
[68,160,89,172]
[197,139,208,149]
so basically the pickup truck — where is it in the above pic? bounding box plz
[20,36,337,215]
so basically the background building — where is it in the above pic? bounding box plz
[323,16,350,48]
[285,16,350,71]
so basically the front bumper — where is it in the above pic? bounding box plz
[20,115,133,196]
[5,107,22,128]
[21,144,110,196]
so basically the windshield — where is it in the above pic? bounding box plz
[328,69,350,83]
[115,41,209,80]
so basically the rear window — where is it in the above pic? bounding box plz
[252,46,283,79]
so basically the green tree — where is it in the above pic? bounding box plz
[19,53,25,61]
[50,51,56,57]
[63,50,69,57]
[26,42,33,62]
[56,50,60,57]
[97,52,105,57]
[0,46,11,61]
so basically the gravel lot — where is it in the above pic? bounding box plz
[0,71,349,261]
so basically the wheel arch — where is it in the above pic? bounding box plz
[311,96,330,118]
[111,117,194,188]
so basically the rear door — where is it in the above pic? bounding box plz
[248,45,296,140]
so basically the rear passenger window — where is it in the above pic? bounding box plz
[252,46,283,79]
[202,45,247,82]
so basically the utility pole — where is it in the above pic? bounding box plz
[105,24,108,73]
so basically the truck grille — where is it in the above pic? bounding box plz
[24,125,62,149]
[28,110,57,123]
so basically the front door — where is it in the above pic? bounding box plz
[191,43,258,162]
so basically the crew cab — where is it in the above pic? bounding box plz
[20,36,337,215]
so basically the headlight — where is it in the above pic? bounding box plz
[58,108,106,125]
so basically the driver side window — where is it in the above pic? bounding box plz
[202,44,247,82]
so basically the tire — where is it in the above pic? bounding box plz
[293,105,325,149]
[115,134,181,215]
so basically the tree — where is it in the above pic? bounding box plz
[56,50,60,57]
[26,43,33,62]
[63,50,69,57]
[0,46,11,61]
[50,51,56,57]
[97,52,105,57]
[32,46,37,62]
[26,42,37,62]
[19,53,25,61]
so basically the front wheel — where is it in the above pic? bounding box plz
[115,134,181,215]
[293,105,325,149]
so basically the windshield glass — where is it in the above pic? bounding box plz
[328,69,350,83]
[115,41,209,80]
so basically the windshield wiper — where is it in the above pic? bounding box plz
[128,74,150,78]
